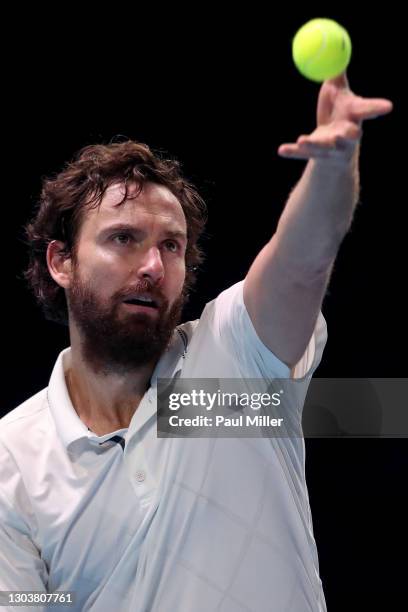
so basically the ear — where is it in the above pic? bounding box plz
[46,240,73,289]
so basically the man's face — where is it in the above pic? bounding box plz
[66,181,188,374]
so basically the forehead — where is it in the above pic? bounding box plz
[82,181,187,234]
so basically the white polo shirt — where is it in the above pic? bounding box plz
[0,281,328,611]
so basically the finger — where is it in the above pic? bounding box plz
[298,123,361,147]
[317,73,351,124]
[278,149,332,160]
[280,139,335,156]
[327,72,350,90]
[278,139,358,159]
[278,143,334,159]
[297,136,335,148]
[347,98,393,121]
[278,143,308,158]
[299,137,359,156]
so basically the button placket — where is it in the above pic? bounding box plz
[135,469,146,483]
[124,436,157,506]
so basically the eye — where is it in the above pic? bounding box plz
[164,240,179,253]
[112,233,132,245]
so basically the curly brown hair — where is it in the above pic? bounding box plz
[24,140,208,325]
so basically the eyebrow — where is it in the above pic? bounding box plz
[98,223,187,242]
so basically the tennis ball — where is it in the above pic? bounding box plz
[292,18,352,82]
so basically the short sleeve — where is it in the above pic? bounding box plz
[210,280,328,381]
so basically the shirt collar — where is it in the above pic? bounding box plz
[47,329,186,451]
[47,347,91,450]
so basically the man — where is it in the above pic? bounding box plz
[0,74,392,611]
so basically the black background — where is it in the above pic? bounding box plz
[2,7,406,610]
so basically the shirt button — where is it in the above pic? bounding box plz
[135,470,146,483]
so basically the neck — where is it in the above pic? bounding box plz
[65,325,158,436]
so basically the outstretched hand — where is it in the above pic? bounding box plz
[278,73,393,163]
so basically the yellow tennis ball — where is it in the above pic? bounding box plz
[292,18,352,82]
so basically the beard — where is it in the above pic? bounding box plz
[67,272,186,375]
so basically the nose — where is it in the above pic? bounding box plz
[136,246,165,285]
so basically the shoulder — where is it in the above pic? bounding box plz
[182,281,327,380]
[0,388,48,450]
[0,390,49,528]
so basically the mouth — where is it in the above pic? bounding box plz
[123,297,158,308]
[121,295,160,315]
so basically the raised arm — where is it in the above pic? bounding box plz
[243,73,393,369]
